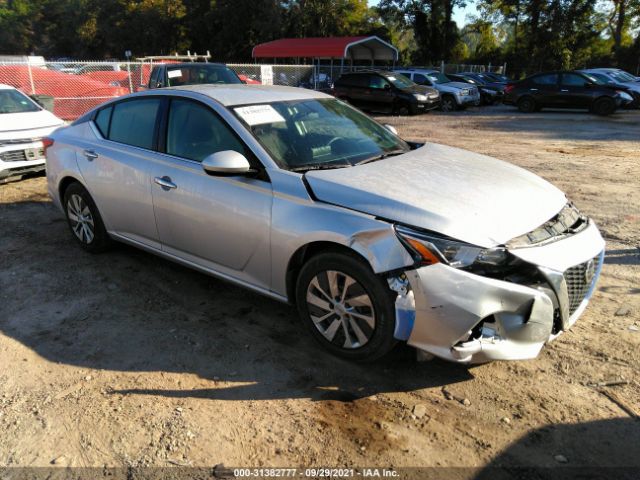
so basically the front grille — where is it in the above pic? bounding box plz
[0,150,28,162]
[564,254,601,315]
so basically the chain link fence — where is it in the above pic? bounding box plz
[0,59,501,120]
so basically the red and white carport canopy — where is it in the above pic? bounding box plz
[252,36,398,61]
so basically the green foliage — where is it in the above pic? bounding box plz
[0,0,638,75]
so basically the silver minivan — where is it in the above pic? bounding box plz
[46,85,604,363]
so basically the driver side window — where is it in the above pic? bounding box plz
[369,76,388,89]
[166,98,248,162]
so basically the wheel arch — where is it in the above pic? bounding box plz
[58,175,85,204]
[285,241,372,305]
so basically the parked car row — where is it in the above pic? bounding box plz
[503,69,639,115]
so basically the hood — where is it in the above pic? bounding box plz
[0,109,64,137]
[441,81,475,91]
[399,84,439,96]
[305,143,567,248]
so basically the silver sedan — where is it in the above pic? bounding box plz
[45,85,605,363]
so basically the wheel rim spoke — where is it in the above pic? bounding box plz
[348,316,368,346]
[323,319,341,342]
[347,310,375,329]
[306,289,332,312]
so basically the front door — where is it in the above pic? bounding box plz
[149,97,273,290]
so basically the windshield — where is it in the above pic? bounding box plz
[234,98,410,171]
[426,72,451,84]
[166,65,242,86]
[609,70,635,82]
[583,73,607,85]
[383,73,414,89]
[0,89,41,114]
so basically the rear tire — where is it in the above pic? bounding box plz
[517,96,536,113]
[592,97,616,116]
[63,182,112,253]
[295,252,397,362]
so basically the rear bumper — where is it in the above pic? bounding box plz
[401,221,605,363]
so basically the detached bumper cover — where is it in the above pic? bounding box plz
[402,221,605,363]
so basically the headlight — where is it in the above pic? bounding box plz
[459,89,470,96]
[617,91,633,101]
[395,225,509,269]
[413,94,427,101]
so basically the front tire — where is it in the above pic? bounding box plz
[295,252,397,362]
[440,95,457,112]
[63,182,111,253]
[592,97,616,116]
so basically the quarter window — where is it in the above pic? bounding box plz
[94,106,112,137]
[108,98,161,150]
[166,99,247,162]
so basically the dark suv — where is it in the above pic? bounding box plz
[503,71,628,115]
[333,71,440,115]
[147,63,242,89]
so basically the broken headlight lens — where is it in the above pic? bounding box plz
[395,225,509,269]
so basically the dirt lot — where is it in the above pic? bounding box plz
[1,106,639,476]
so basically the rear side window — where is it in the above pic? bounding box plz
[166,98,247,162]
[532,74,559,86]
[94,106,112,137]
[108,98,161,150]
[338,74,368,87]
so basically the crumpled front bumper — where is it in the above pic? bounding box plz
[400,221,605,363]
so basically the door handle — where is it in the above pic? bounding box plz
[84,149,98,161]
[561,89,569,92]
[529,88,538,91]
[154,176,177,190]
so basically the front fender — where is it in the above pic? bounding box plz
[268,169,414,298]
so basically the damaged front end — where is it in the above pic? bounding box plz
[386,210,605,363]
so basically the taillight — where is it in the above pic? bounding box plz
[504,83,515,94]
[42,137,54,156]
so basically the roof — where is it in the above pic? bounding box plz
[165,84,331,107]
[252,36,398,61]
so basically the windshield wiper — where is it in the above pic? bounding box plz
[355,149,407,166]
[289,163,352,173]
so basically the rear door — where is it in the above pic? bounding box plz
[148,96,273,289]
[527,73,561,107]
[558,73,592,108]
[75,97,162,248]
[341,74,371,109]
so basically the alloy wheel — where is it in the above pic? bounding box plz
[305,270,376,349]
[441,97,455,112]
[66,193,95,244]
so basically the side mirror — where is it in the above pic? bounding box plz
[384,124,398,135]
[384,84,391,90]
[202,150,251,175]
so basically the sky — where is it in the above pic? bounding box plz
[368,1,478,27]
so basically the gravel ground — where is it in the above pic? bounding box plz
[0,105,638,475]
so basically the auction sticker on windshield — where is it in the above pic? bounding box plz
[234,105,285,126]
[167,69,182,78]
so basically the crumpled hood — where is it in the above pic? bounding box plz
[0,110,64,138]
[305,143,567,248]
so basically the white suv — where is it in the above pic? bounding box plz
[395,68,480,112]
[0,84,64,181]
